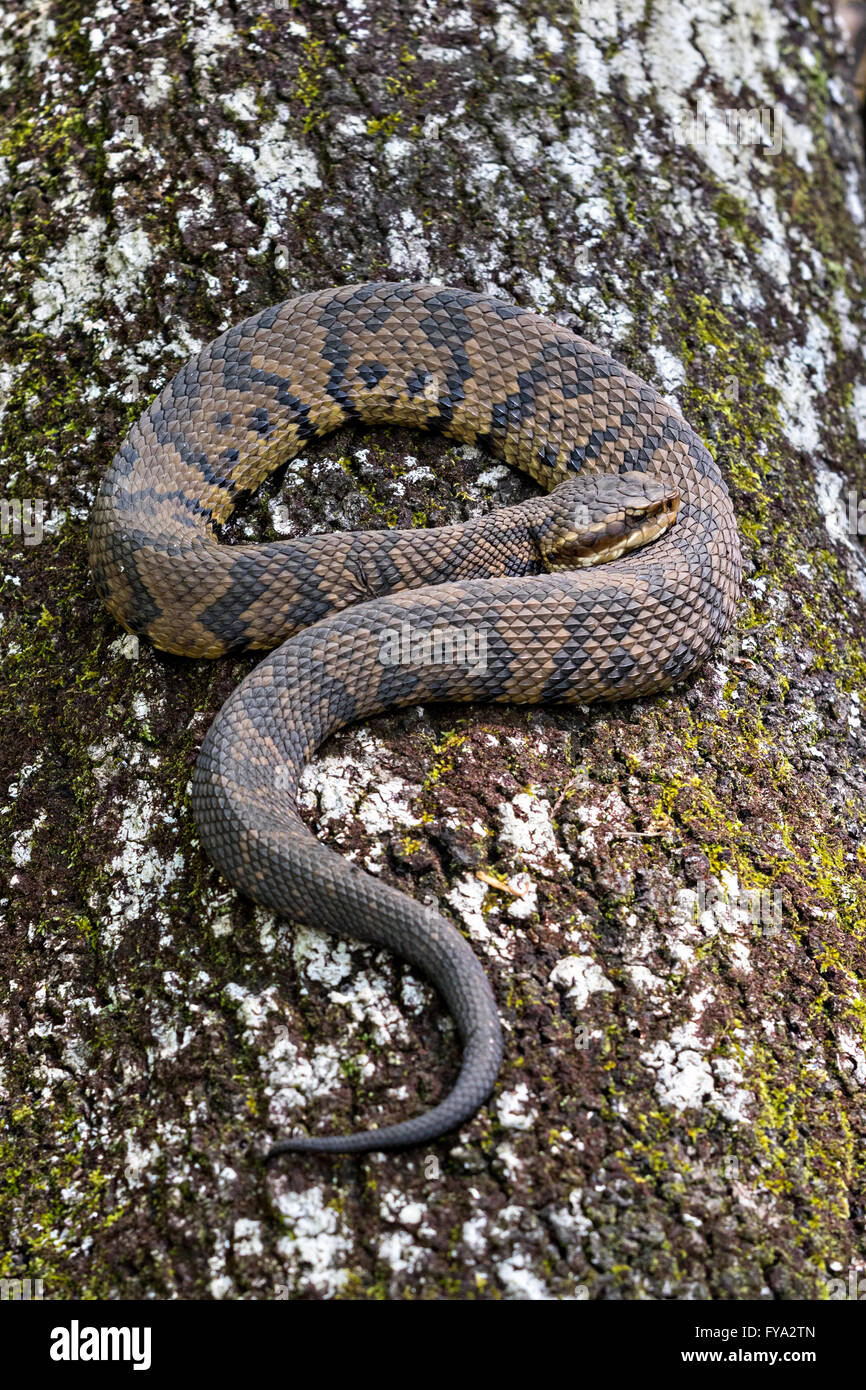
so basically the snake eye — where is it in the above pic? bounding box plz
[540,487,680,571]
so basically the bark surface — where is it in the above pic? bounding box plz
[1,0,866,1300]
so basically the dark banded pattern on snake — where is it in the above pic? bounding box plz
[89,282,741,1155]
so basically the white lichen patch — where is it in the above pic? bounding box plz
[97,782,183,947]
[0,362,23,428]
[813,466,866,600]
[460,1208,489,1257]
[667,888,713,969]
[497,789,572,876]
[29,216,107,332]
[549,951,616,1011]
[675,868,781,974]
[377,1227,428,1281]
[221,86,260,123]
[643,1031,714,1114]
[274,1185,351,1298]
[223,981,346,1130]
[103,226,156,316]
[107,633,140,661]
[844,164,865,225]
[216,111,321,230]
[650,343,688,396]
[123,1134,161,1190]
[292,924,357,990]
[836,1027,866,1086]
[495,1251,554,1300]
[445,872,489,936]
[232,1218,264,1260]
[6,755,43,803]
[504,872,538,920]
[10,809,45,866]
[376,1188,435,1281]
[764,312,833,453]
[566,783,635,860]
[387,208,433,277]
[488,1204,558,1300]
[547,1188,593,1247]
[189,10,237,81]
[496,1081,537,1131]
[324,968,416,1048]
[138,54,174,109]
[298,727,423,844]
[852,381,866,445]
[145,1001,196,1064]
[445,873,517,963]
[642,990,753,1122]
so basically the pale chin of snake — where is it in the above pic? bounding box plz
[88,281,742,1159]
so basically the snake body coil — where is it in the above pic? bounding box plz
[89,283,741,1155]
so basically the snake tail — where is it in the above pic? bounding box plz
[190,606,511,1153]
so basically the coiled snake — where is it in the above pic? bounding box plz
[89,283,741,1155]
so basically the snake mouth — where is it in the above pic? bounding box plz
[545,492,680,570]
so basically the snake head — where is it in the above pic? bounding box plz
[536,470,680,571]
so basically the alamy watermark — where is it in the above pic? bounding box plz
[0,1275,43,1300]
[693,879,783,935]
[0,497,55,546]
[844,490,866,536]
[690,352,740,402]
[673,104,783,155]
[378,619,489,672]
[823,1266,866,1300]
[50,1320,151,1370]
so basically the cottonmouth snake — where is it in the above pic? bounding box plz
[89,282,741,1155]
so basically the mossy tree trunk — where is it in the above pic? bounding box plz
[1,0,866,1299]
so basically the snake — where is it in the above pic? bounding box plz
[89,282,741,1156]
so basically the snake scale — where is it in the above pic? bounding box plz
[89,282,741,1155]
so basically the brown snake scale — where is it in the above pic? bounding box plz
[89,282,741,1155]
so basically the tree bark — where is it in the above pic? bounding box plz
[1,0,865,1299]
